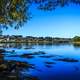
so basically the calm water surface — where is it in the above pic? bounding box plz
[1,43,80,80]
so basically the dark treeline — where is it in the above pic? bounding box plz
[0,35,72,44]
[1,35,80,44]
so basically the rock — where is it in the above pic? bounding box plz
[0,49,6,53]
[0,64,7,71]
[44,61,56,64]
[7,75,18,80]
[33,51,46,55]
[55,58,79,62]
[21,54,34,59]
[0,54,4,58]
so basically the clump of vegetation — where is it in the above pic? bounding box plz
[0,0,29,30]
[72,36,80,42]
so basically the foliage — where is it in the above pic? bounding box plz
[32,0,80,10]
[0,0,80,30]
[73,36,80,42]
[0,0,29,29]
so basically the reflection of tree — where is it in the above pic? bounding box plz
[1,43,22,49]
[0,58,39,80]
[73,43,80,49]
[13,43,22,49]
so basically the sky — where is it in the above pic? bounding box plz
[3,4,80,38]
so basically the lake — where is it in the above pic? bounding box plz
[1,43,80,80]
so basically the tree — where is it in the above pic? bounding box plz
[0,0,80,31]
[73,36,80,42]
[33,0,80,10]
[0,0,29,30]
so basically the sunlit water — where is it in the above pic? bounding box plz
[1,43,80,80]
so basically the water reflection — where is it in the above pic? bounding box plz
[73,43,80,49]
[0,43,73,48]
[0,43,80,80]
[0,43,33,49]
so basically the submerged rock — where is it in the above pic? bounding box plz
[21,54,35,59]
[45,65,53,68]
[0,64,7,71]
[0,54,4,58]
[33,51,46,55]
[39,55,56,58]
[24,47,34,49]
[44,61,56,64]
[7,75,19,80]
[55,58,79,62]
[0,49,6,53]
[16,62,35,69]
[44,61,56,68]
[25,76,39,80]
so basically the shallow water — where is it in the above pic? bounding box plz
[1,43,80,80]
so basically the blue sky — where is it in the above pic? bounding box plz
[3,4,80,38]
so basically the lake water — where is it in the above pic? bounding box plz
[1,43,80,80]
